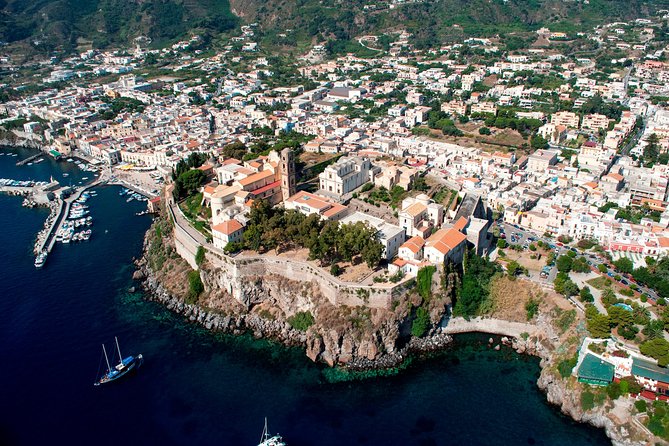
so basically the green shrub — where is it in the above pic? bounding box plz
[187,270,204,303]
[416,266,436,301]
[525,298,539,321]
[195,245,205,267]
[411,307,431,338]
[635,400,647,413]
[330,264,341,276]
[288,311,315,331]
[606,382,621,400]
[557,355,577,378]
[581,391,595,411]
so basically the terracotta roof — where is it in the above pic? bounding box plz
[404,202,427,217]
[400,236,426,254]
[238,169,275,187]
[212,219,243,236]
[452,216,469,232]
[426,228,467,255]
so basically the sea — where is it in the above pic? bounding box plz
[0,146,611,446]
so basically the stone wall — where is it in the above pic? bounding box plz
[169,204,413,310]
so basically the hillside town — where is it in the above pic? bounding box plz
[5,16,669,269]
[9,9,669,420]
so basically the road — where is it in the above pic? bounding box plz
[497,222,660,303]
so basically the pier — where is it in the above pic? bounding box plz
[16,153,43,166]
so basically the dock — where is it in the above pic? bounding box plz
[16,153,43,166]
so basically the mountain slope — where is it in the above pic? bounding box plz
[0,0,667,53]
[0,0,237,51]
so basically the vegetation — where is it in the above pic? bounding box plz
[452,251,500,317]
[558,354,578,378]
[187,270,204,303]
[411,307,431,337]
[240,199,384,269]
[172,153,209,201]
[416,266,436,301]
[640,338,669,367]
[195,246,205,267]
[287,311,315,331]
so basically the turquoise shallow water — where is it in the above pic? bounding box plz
[0,147,610,446]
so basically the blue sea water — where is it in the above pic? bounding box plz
[0,147,611,446]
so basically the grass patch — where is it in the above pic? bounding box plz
[587,276,613,290]
[287,311,315,331]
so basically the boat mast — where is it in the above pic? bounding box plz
[115,337,123,365]
[102,344,111,372]
[260,417,268,443]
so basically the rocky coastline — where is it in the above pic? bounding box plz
[136,258,455,372]
[136,216,655,446]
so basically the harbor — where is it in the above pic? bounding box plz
[0,146,160,269]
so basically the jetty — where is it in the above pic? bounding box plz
[16,153,42,166]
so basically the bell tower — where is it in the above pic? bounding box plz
[280,148,296,201]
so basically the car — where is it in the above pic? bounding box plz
[621,279,629,285]
[500,234,506,239]
[556,242,564,247]
[570,247,578,253]
[607,272,615,278]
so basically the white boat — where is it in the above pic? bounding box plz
[258,419,286,446]
[34,251,47,268]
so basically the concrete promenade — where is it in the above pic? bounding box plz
[440,316,537,338]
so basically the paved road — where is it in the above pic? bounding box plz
[497,222,660,303]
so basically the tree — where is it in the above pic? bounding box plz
[530,134,549,150]
[571,257,590,273]
[479,127,491,135]
[597,264,608,273]
[587,313,612,338]
[497,238,507,249]
[613,257,634,274]
[640,338,669,367]
[643,133,660,164]
[176,169,206,199]
[580,286,594,303]
[556,255,573,273]
[507,260,522,278]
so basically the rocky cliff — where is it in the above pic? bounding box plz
[139,215,453,369]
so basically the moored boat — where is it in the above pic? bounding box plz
[94,337,143,386]
[258,418,286,446]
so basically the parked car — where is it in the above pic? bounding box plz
[621,279,629,285]
[607,272,615,278]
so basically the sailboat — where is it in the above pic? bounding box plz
[94,337,143,386]
[258,418,286,446]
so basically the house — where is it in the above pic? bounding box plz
[283,191,348,220]
[423,227,467,265]
[318,156,372,197]
[576,353,614,386]
[339,212,405,260]
[399,194,444,238]
[632,357,669,398]
[527,150,558,173]
[551,111,580,129]
[398,236,425,261]
[212,219,245,250]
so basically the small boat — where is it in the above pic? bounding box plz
[258,418,286,446]
[94,337,143,386]
[34,251,47,268]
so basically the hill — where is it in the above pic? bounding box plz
[0,0,238,52]
[0,0,667,54]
